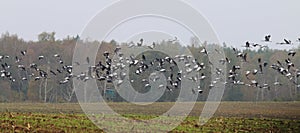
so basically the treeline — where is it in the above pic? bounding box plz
[0,32,299,103]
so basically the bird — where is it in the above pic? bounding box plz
[59,79,69,84]
[288,50,296,57]
[277,39,292,45]
[252,43,261,48]
[17,65,26,71]
[285,58,294,70]
[145,83,151,88]
[258,58,262,63]
[199,73,206,80]
[103,51,109,57]
[252,69,258,75]
[56,69,62,73]
[284,39,292,44]
[148,42,156,49]
[15,56,21,63]
[58,59,64,64]
[264,35,271,42]
[274,80,282,86]
[34,77,41,81]
[137,38,143,46]
[237,52,247,62]
[54,54,60,57]
[168,36,178,43]
[114,47,121,54]
[232,65,241,72]
[200,48,208,56]
[21,50,27,56]
[128,41,135,48]
[216,68,223,75]
[142,54,146,61]
[86,57,90,64]
[244,41,251,48]
[192,87,203,94]
[251,80,258,87]
[38,55,44,60]
[245,71,251,79]
[260,83,270,90]
[50,70,56,75]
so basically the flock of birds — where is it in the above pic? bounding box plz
[0,51,73,84]
[1,35,300,97]
[223,36,300,94]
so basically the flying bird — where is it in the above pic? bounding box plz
[86,57,90,64]
[38,55,44,60]
[244,41,251,48]
[277,39,292,45]
[200,48,208,56]
[264,35,271,42]
[137,38,143,46]
[21,50,27,56]
[288,50,296,57]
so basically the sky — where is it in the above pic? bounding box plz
[0,0,299,49]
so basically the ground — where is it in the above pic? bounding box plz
[0,102,300,132]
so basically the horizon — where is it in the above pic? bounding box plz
[0,0,299,50]
[1,31,299,51]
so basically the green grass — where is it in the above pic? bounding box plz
[0,102,300,132]
[1,112,299,132]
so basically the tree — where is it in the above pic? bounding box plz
[38,32,56,42]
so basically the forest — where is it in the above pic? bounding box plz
[0,32,299,103]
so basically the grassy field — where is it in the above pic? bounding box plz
[0,102,300,132]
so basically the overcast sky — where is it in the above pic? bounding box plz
[0,0,299,49]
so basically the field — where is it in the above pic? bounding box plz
[0,102,300,132]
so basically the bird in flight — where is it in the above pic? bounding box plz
[200,48,208,56]
[244,41,251,48]
[21,50,27,56]
[277,39,292,45]
[288,50,296,57]
[137,38,143,46]
[264,35,271,42]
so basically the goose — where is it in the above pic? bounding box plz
[264,35,271,42]
[244,41,251,48]
[147,42,156,49]
[253,69,258,75]
[59,79,69,84]
[114,47,121,54]
[21,50,27,56]
[200,48,208,56]
[274,81,282,86]
[15,56,21,63]
[54,54,60,57]
[192,88,203,94]
[288,50,296,57]
[34,77,41,81]
[50,70,56,75]
[137,38,143,46]
[38,55,44,60]
[277,39,292,45]
[17,65,26,71]
[252,43,261,47]
[251,80,258,87]
[199,73,206,80]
